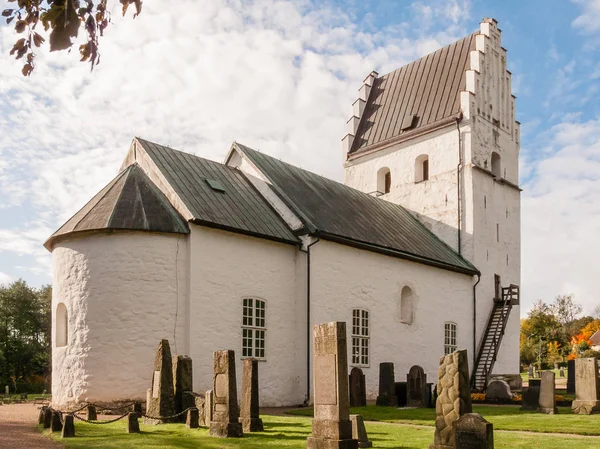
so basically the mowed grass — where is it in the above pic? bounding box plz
[289,404,600,436]
[44,412,600,449]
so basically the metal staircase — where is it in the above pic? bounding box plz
[471,284,519,392]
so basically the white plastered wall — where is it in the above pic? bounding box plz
[51,231,189,407]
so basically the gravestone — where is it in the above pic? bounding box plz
[538,371,558,414]
[376,362,397,406]
[145,339,177,424]
[209,350,243,438]
[173,355,194,422]
[307,321,358,449]
[61,414,75,438]
[127,412,140,433]
[186,408,200,428]
[425,383,434,408]
[429,349,472,449]
[87,405,97,421]
[4,386,8,398]
[567,359,576,394]
[350,414,372,448]
[240,358,264,432]
[520,386,540,411]
[529,379,541,388]
[485,380,512,403]
[349,367,367,407]
[528,365,534,379]
[43,407,52,428]
[51,411,63,432]
[205,390,214,426]
[453,413,493,449]
[394,382,407,407]
[572,358,600,415]
[407,365,427,407]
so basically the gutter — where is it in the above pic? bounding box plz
[455,116,463,255]
[472,274,481,369]
[302,237,320,405]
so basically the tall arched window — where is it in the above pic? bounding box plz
[242,298,266,359]
[56,303,68,347]
[491,152,501,177]
[377,167,391,194]
[415,155,429,182]
[400,286,414,324]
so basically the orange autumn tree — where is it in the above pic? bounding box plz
[570,319,600,359]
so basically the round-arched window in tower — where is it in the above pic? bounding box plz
[377,167,391,195]
[400,286,414,325]
[55,303,68,347]
[415,155,429,182]
[491,152,501,178]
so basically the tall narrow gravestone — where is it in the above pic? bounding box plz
[429,349,472,449]
[572,358,600,415]
[209,350,243,438]
[173,355,194,422]
[145,339,176,424]
[240,358,264,432]
[538,371,558,414]
[376,362,397,406]
[407,365,427,408]
[307,322,358,449]
[567,359,576,394]
[349,367,367,407]
[453,413,493,449]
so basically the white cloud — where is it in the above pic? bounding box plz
[0,272,12,286]
[572,0,600,34]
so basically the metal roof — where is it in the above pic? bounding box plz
[350,33,477,156]
[45,163,189,249]
[137,138,299,245]
[236,143,478,275]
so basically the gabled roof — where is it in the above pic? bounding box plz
[45,164,189,250]
[590,330,600,346]
[234,143,478,275]
[136,138,299,245]
[350,33,477,156]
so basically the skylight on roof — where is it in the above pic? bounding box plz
[206,179,225,193]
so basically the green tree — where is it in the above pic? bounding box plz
[3,0,142,76]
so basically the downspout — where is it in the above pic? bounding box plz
[455,117,463,255]
[304,237,320,405]
[472,274,481,369]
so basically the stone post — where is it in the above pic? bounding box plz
[145,339,177,424]
[209,350,243,438]
[240,358,264,432]
[376,362,397,406]
[538,371,558,414]
[307,321,358,449]
[61,414,75,438]
[87,405,97,421]
[38,406,47,425]
[186,408,200,429]
[43,407,52,429]
[51,411,63,432]
[127,412,140,433]
[173,355,194,422]
[572,358,600,414]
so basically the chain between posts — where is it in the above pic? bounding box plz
[140,406,198,421]
[71,411,130,424]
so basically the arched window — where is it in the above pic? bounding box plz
[56,303,68,347]
[415,155,429,182]
[377,167,391,194]
[400,286,414,324]
[491,152,501,177]
[444,322,457,355]
[351,309,369,366]
[242,298,266,359]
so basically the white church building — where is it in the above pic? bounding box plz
[46,18,521,407]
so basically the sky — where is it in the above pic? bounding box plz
[0,0,599,317]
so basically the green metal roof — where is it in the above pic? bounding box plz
[235,143,478,275]
[137,138,299,245]
[45,163,189,249]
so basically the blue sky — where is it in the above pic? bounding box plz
[0,0,599,316]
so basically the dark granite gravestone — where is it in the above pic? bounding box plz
[209,350,243,438]
[567,359,576,394]
[453,413,493,449]
[43,407,52,428]
[61,414,75,438]
[538,371,558,414]
[127,412,140,433]
[240,358,264,432]
[407,365,427,407]
[529,379,541,388]
[520,386,539,411]
[376,362,397,406]
[87,405,97,421]
[425,383,434,408]
[394,382,407,407]
[350,414,372,448]
[485,380,512,403]
[307,322,358,449]
[349,367,367,407]
[145,339,177,424]
[572,357,600,414]
[186,408,199,428]
[173,355,194,422]
[51,411,63,432]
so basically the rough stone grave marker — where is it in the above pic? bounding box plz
[453,413,493,449]
[485,380,512,403]
[307,321,358,449]
[145,339,176,424]
[572,357,600,415]
[376,362,397,406]
[173,355,194,422]
[209,350,243,438]
[407,365,427,407]
[538,371,558,414]
[429,349,472,449]
[567,359,576,394]
[349,367,367,407]
[240,358,264,432]
[350,414,372,448]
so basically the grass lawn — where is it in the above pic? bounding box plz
[289,404,600,436]
[44,412,600,449]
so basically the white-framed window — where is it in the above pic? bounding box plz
[351,309,370,366]
[444,322,457,355]
[242,298,266,359]
[56,303,68,347]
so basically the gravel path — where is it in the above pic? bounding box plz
[0,403,63,449]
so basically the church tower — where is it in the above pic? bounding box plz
[343,18,521,382]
